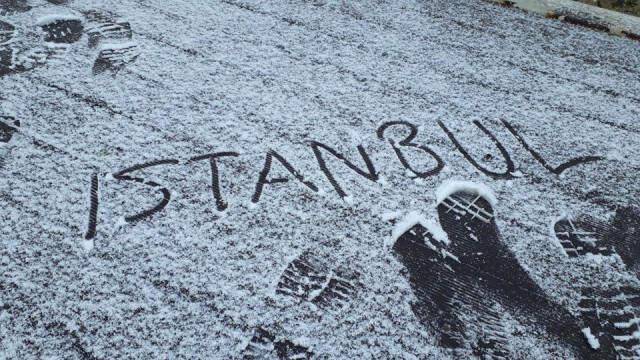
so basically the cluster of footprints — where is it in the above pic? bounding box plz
[554,208,640,359]
[392,183,639,359]
[242,254,360,359]
[244,184,639,359]
[0,2,138,77]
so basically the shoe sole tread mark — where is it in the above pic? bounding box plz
[276,253,359,310]
[86,21,133,48]
[580,286,640,358]
[554,216,614,257]
[93,44,139,75]
[394,215,513,357]
[40,19,84,44]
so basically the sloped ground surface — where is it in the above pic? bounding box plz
[1,0,639,359]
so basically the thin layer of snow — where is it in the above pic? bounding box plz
[2,0,639,358]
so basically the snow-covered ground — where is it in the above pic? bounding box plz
[1,0,639,359]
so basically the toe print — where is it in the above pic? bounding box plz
[38,16,84,44]
[243,328,313,360]
[554,215,614,257]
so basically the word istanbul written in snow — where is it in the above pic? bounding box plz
[83,120,604,240]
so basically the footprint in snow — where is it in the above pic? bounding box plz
[0,20,15,76]
[0,8,140,78]
[0,15,82,77]
[0,0,31,15]
[84,10,133,48]
[578,284,640,359]
[83,10,139,75]
[275,251,359,311]
[38,16,84,44]
[391,183,617,359]
[553,206,640,358]
[553,206,640,276]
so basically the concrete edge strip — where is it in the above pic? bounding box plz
[490,0,640,40]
